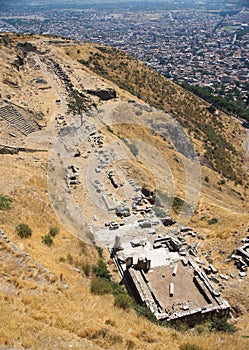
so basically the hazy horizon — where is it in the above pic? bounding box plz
[0,0,248,13]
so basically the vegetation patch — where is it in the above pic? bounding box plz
[134,304,159,324]
[16,224,32,238]
[154,191,191,215]
[92,259,111,280]
[181,82,249,122]
[210,317,236,333]
[49,226,59,237]
[172,196,185,213]
[95,245,103,258]
[153,206,166,218]
[90,277,113,295]
[90,258,133,310]
[67,89,89,115]
[114,293,133,310]
[208,218,218,225]
[0,194,12,210]
[42,234,53,246]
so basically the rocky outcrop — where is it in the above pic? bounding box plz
[87,87,116,100]
[17,42,37,53]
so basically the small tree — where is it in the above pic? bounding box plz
[67,89,88,125]
[42,234,53,246]
[16,224,32,238]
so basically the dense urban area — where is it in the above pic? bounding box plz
[0,1,248,114]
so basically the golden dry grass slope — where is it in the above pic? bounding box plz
[0,33,248,349]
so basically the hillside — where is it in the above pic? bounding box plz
[0,33,248,350]
[75,44,248,184]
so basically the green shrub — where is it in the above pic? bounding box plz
[0,194,12,210]
[42,234,53,246]
[49,226,59,237]
[232,188,241,196]
[153,206,166,218]
[95,245,103,258]
[90,277,113,295]
[111,281,126,296]
[210,317,236,333]
[114,293,133,310]
[179,343,203,350]
[16,224,32,238]
[208,218,218,225]
[134,304,159,324]
[218,179,226,185]
[107,125,114,134]
[172,196,188,214]
[92,259,111,280]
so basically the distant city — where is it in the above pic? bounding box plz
[0,0,248,107]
